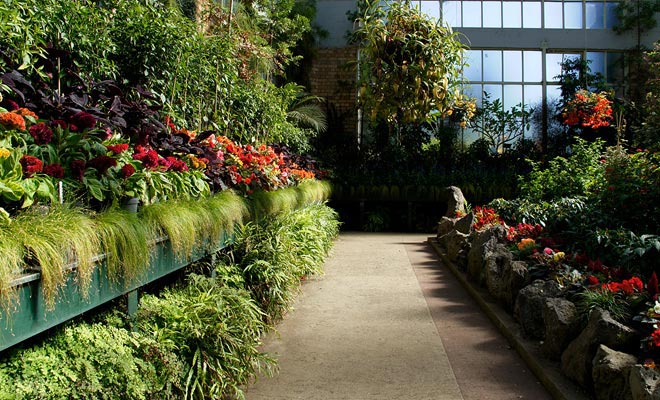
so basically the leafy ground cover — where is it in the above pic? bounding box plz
[0,203,340,399]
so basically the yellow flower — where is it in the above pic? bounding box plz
[0,148,10,158]
[553,252,565,262]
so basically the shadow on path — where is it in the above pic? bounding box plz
[407,240,553,400]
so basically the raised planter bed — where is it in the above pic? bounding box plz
[0,232,232,352]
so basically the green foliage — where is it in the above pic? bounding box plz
[614,0,660,37]
[140,199,211,260]
[592,147,660,233]
[352,0,467,129]
[0,0,317,151]
[0,322,184,399]
[93,208,152,284]
[576,289,632,324]
[635,41,660,151]
[468,92,532,153]
[137,274,274,400]
[518,138,604,201]
[9,205,100,309]
[0,221,22,315]
[489,196,588,228]
[232,203,339,320]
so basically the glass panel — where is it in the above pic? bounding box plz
[523,85,543,110]
[523,51,542,82]
[606,3,618,29]
[522,1,541,28]
[544,2,563,29]
[587,52,605,77]
[464,50,482,82]
[503,51,523,82]
[463,1,482,27]
[607,52,624,84]
[483,50,503,81]
[564,2,583,29]
[420,1,441,20]
[442,1,461,27]
[464,85,483,106]
[546,53,564,82]
[546,84,562,102]
[484,84,503,105]
[586,2,604,29]
[503,1,522,28]
[504,84,523,109]
[483,1,502,28]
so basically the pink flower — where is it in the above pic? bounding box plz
[543,247,553,255]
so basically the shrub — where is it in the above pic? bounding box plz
[518,138,604,201]
[231,203,339,320]
[0,322,183,399]
[592,147,660,234]
[137,274,274,400]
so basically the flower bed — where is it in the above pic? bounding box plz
[435,186,660,399]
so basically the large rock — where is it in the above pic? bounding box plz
[466,225,508,286]
[541,297,580,360]
[561,309,638,389]
[484,249,528,311]
[444,186,466,217]
[514,280,561,339]
[629,364,660,399]
[592,345,636,400]
[454,212,474,235]
[437,230,470,263]
[437,216,457,238]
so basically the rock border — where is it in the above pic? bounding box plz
[428,238,590,400]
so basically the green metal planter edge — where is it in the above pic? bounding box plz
[0,232,233,353]
[0,180,333,353]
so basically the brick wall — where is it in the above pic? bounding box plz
[310,46,359,137]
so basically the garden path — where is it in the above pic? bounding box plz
[246,233,553,400]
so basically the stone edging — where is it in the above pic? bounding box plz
[428,237,590,400]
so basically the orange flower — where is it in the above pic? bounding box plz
[0,112,26,131]
[16,108,38,119]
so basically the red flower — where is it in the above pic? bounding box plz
[43,163,64,178]
[106,143,129,154]
[628,277,644,292]
[70,159,86,181]
[587,276,600,286]
[3,99,19,111]
[86,155,117,174]
[603,282,621,293]
[19,155,43,178]
[70,111,96,131]
[165,156,188,172]
[652,329,660,347]
[29,122,54,145]
[133,147,160,170]
[120,164,136,179]
[51,120,68,130]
